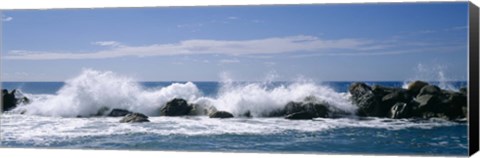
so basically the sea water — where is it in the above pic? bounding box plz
[0,70,468,156]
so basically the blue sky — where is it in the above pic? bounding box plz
[1,2,469,81]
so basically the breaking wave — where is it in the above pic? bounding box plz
[12,69,356,117]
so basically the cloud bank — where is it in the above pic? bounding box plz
[5,35,379,60]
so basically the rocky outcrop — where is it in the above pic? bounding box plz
[406,80,429,96]
[119,113,150,123]
[209,111,234,118]
[160,98,192,116]
[388,102,414,119]
[2,89,29,113]
[349,81,467,120]
[188,104,217,116]
[285,111,315,120]
[284,101,330,118]
[108,109,133,117]
[349,82,383,117]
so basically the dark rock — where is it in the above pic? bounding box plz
[209,111,234,118]
[380,90,413,117]
[160,98,192,116]
[240,111,252,118]
[108,109,133,117]
[349,82,382,117]
[441,91,467,119]
[285,111,315,120]
[284,101,330,118]
[372,85,403,97]
[415,94,440,111]
[120,113,150,123]
[417,85,442,97]
[188,104,217,116]
[459,87,467,96]
[2,89,20,112]
[389,102,414,119]
[284,101,304,114]
[406,81,429,96]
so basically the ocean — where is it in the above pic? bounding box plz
[0,70,469,156]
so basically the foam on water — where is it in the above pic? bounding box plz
[11,69,356,117]
[0,114,460,146]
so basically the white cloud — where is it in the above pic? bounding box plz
[2,16,13,22]
[4,35,385,60]
[93,41,122,47]
[219,59,240,64]
[227,16,238,20]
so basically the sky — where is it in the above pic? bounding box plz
[0,2,469,82]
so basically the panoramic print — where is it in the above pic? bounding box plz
[1,2,469,156]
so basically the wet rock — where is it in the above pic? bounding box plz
[1,89,28,112]
[120,113,150,123]
[284,101,330,118]
[380,90,413,117]
[209,111,234,118]
[349,82,382,117]
[417,85,442,97]
[285,111,315,120]
[188,104,217,116]
[160,98,192,116]
[388,102,414,119]
[406,80,429,96]
[108,109,133,117]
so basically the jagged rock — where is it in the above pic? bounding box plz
[417,85,442,97]
[285,111,315,120]
[1,89,29,112]
[108,109,133,117]
[380,90,413,117]
[209,111,234,118]
[160,98,192,116]
[407,81,429,96]
[349,82,382,117]
[389,102,414,119]
[284,101,330,118]
[120,113,150,123]
[441,91,467,119]
[188,104,217,116]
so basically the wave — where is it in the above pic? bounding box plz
[1,114,462,146]
[12,69,356,117]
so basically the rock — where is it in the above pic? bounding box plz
[188,104,217,116]
[415,94,440,110]
[209,111,234,118]
[372,85,403,96]
[285,111,315,120]
[120,113,150,123]
[442,91,467,119]
[160,98,192,116]
[417,85,442,97]
[349,82,382,117]
[2,89,19,112]
[380,90,413,117]
[284,101,330,118]
[389,102,414,119]
[240,111,252,118]
[407,81,429,96]
[459,87,467,96]
[108,109,133,117]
